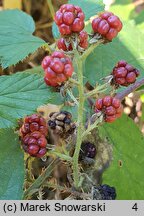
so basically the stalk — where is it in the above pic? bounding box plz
[72,52,85,188]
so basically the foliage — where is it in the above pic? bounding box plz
[0,9,47,68]
[101,115,144,199]
[0,129,24,199]
[0,71,63,129]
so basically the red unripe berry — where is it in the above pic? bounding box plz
[92,17,102,31]
[117,60,127,67]
[125,64,134,71]
[105,106,116,116]
[92,11,122,41]
[28,137,37,145]
[57,30,88,51]
[95,96,122,123]
[102,96,112,107]
[42,51,74,87]
[45,68,56,79]
[101,12,113,19]
[36,148,47,158]
[52,51,65,58]
[41,56,52,70]
[112,98,121,109]
[77,12,85,21]
[105,28,118,41]
[95,98,103,110]
[30,122,39,132]
[126,72,136,83]
[97,20,109,35]
[71,18,84,32]
[115,77,126,85]
[54,4,85,35]
[57,38,72,51]
[50,59,64,74]
[28,145,39,155]
[55,11,63,25]
[59,24,71,35]
[63,12,74,25]
[107,15,121,30]
[37,136,47,148]
[105,115,116,123]
[113,67,127,78]
[112,60,140,87]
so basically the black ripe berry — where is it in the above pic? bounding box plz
[79,142,96,160]
[93,184,116,200]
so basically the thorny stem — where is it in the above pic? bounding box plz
[73,51,85,189]
[43,182,91,199]
[85,83,109,98]
[67,89,79,106]
[81,39,104,60]
[49,150,73,162]
[69,77,79,85]
[23,159,59,199]
[82,114,103,138]
[116,78,144,101]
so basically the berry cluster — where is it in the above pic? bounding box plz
[42,51,74,87]
[20,114,48,158]
[95,96,123,123]
[111,60,140,87]
[48,111,76,138]
[92,12,123,41]
[93,184,116,200]
[57,30,88,51]
[54,4,85,35]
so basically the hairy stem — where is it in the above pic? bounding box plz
[81,39,104,60]
[85,83,109,98]
[73,52,85,189]
[82,114,103,138]
[23,159,59,199]
[116,78,144,101]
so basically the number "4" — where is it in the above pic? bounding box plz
[132,203,138,211]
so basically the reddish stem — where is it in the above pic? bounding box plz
[116,78,144,101]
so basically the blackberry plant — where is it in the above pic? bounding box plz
[0,0,144,200]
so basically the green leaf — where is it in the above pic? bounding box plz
[0,129,24,199]
[110,1,136,21]
[52,0,104,39]
[52,22,60,39]
[0,9,47,68]
[100,115,144,199]
[85,21,144,86]
[0,71,64,129]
